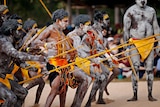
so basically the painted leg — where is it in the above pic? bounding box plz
[0,84,17,107]
[59,85,68,107]
[26,78,42,90]
[35,79,45,104]
[97,63,109,104]
[146,70,157,101]
[105,67,120,95]
[89,66,98,102]
[26,77,45,104]
[91,92,96,102]
[1,94,17,107]
[71,79,90,107]
[97,78,107,104]
[127,73,138,101]
[9,79,28,107]
[71,69,92,107]
[127,46,140,102]
[91,63,110,103]
[45,76,60,107]
[85,80,100,107]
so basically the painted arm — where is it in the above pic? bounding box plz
[152,9,160,49]
[33,26,50,47]
[123,10,131,43]
[0,38,43,62]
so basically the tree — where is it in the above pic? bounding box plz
[4,0,65,27]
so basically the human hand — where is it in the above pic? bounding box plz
[26,47,42,55]
[45,42,55,49]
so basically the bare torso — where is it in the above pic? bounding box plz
[124,5,159,40]
[33,23,68,58]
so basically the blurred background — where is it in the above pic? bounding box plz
[1,0,160,29]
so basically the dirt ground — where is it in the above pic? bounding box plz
[25,79,160,107]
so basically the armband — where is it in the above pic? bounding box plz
[44,43,47,48]
[26,47,30,52]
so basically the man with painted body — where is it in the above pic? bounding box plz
[0,19,45,107]
[67,14,111,107]
[88,10,121,104]
[33,9,92,107]
[18,19,46,106]
[67,14,107,106]
[123,0,160,101]
[0,5,10,26]
[33,9,70,107]
[86,11,110,104]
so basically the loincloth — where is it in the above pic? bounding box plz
[0,74,14,89]
[75,57,91,75]
[48,58,79,89]
[129,37,155,62]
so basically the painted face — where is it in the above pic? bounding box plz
[82,21,92,33]
[13,24,24,40]
[103,19,110,28]
[58,17,69,30]
[1,9,9,21]
[136,0,147,8]
[102,14,110,28]
[1,14,9,21]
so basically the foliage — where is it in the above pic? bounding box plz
[1,0,160,27]
[3,0,65,27]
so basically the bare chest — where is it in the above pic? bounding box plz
[131,9,153,23]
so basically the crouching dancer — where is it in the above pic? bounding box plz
[0,19,45,107]
[67,14,110,107]
[33,9,92,107]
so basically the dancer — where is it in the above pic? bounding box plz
[68,14,108,107]
[0,19,45,107]
[123,0,160,101]
[89,10,120,105]
[33,9,92,107]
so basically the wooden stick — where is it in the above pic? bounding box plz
[4,0,6,5]
[18,34,160,84]
[39,0,52,18]
[24,26,46,48]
